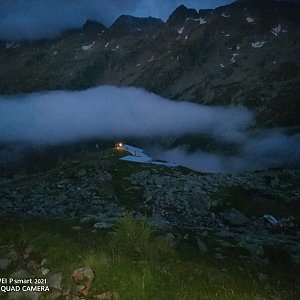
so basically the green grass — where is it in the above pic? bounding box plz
[0,216,299,299]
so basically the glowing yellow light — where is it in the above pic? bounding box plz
[119,143,123,147]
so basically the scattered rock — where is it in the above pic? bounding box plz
[48,273,63,290]
[41,267,50,276]
[27,260,41,275]
[0,258,12,270]
[77,169,87,177]
[94,222,114,229]
[263,214,279,226]
[72,266,94,297]
[41,258,48,267]
[238,241,264,257]
[10,269,32,279]
[196,238,208,254]
[94,291,120,300]
[215,253,226,260]
[44,289,62,300]
[148,213,172,230]
[221,208,249,226]
[258,273,268,281]
[158,233,176,246]
[7,291,39,300]
[7,248,18,261]
[72,226,82,231]
[24,244,34,259]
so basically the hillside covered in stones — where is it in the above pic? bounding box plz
[1,146,300,298]
[0,0,299,127]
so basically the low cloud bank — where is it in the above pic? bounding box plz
[149,130,300,173]
[0,86,253,144]
[0,86,299,173]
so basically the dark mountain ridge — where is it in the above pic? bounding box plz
[108,15,164,37]
[0,0,299,127]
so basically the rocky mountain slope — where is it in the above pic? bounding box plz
[1,146,300,260]
[0,0,299,127]
[1,146,299,298]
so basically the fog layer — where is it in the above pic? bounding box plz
[0,86,299,173]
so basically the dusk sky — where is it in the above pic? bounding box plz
[0,0,235,41]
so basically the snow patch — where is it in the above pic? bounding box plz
[271,24,281,36]
[81,41,95,51]
[252,41,266,48]
[5,42,21,49]
[199,17,207,25]
[178,27,184,35]
[148,56,155,62]
[186,17,207,24]
[104,42,109,48]
[112,45,120,51]
[221,13,230,18]
[271,24,287,36]
[120,144,177,167]
[136,63,141,67]
[230,53,239,64]
[185,35,188,40]
[246,17,255,23]
[220,63,225,68]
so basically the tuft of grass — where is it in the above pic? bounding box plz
[110,214,175,262]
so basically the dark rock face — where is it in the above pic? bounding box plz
[0,0,299,126]
[108,15,164,36]
[83,20,106,33]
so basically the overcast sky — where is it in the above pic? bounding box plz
[0,0,235,41]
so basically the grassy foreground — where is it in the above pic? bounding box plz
[0,215,299,300]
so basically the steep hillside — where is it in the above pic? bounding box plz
[0,0,299,127]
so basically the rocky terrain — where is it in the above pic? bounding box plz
[0,146,299,298]
[1,0,299,127]
[1,148,299,264]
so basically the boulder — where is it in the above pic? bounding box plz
[0,258,11,270]
[23,244,34,259]
[221,208,249,226]
[94,222,114,229]
[48,273,62,290]
[7,248,18,261]
[76,169,87,177]
[72,266,94,297]
[196,238,208,254]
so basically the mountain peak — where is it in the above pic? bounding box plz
[109,15,164,36]
[167,5,199,26]
[83,20,106,33]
